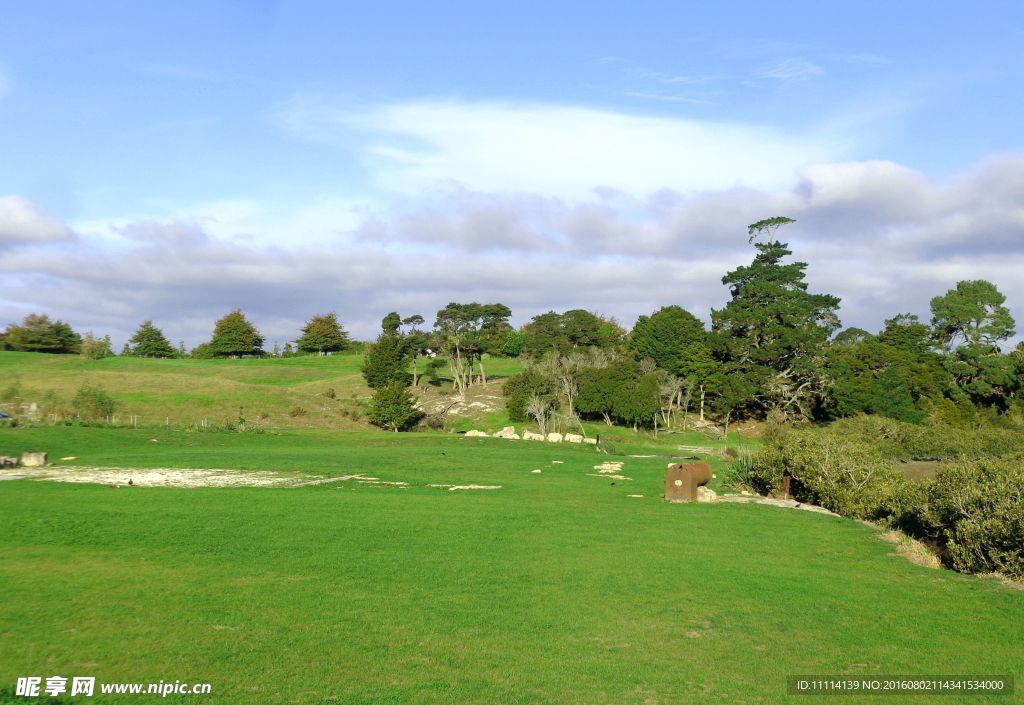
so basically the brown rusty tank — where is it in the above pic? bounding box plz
[665,462,713,502]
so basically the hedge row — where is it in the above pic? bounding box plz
[742,416,1024,579]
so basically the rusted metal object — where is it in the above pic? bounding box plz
[665,462,713,503]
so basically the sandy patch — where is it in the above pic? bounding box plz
[586,473,631,480]
[428,484,502,491]
[0,465,340,488]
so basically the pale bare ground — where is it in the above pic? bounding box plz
[0,465,339,488]
[0,466,504,491]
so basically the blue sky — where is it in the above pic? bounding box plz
[2,1,1023,345]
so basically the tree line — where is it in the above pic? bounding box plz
[0,311,353,359]
[3,217,1023,432]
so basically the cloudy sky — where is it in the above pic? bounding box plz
[2,1,1023,347]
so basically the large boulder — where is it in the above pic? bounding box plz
[20,452,48,467]
[546,432,563,443]
[493,426,519,439]
[0,456,18,468]
[464,430,489,437]
[563,433,583,444]
[583,437,598,445]
[522,430,545,441]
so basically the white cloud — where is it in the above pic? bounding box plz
[3,156,1024,349]
[276,98,848,198]
[0,196,74,246]
[756,58,827,81]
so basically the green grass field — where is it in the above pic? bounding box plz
[1,426,1021,704]
[0,352,526,431]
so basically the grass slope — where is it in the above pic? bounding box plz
[0,352,525,430]
[0,427,1021,704]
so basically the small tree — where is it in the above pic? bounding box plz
[525,393,551,436]
[72,385,116,420]
[127,320,177,358]
[80,332,113,360]
[297,313,351,355]
[209,310,264,357]
[367,382,422,431]
[361,333,409,389]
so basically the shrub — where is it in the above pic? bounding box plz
[919,457,1024,579]
[721,451,754,490]
[71,385,116,421]
[288,405,307,418]
[1,380,22,402]
[502,366,558,422]
[367,382,422,431]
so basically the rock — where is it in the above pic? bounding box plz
[20,452,47,467]
[546,432,563,443]
[531,469,542,474]
[696,486,717,503]
[493,426,518,439]
[464,430,488,437]
[0,456,17,468]
[522,430,545,441]
[583,437,598,445]
[594,462,624,473]
[563,433,583,443]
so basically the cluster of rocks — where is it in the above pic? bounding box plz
[464,427,598,444]
[0,452,47,468]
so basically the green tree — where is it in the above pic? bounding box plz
[433,302,512,395]
[678,341,722,422]
[361,333,409,389]
[297,313,351,355]
[521,309,623,358]
[710,218,840,419]
[381,312,402,336]
[367,381,422,431]
[502,365,558,422]
[931,281,1017,410]
[575,362,638,426]
[72,385,116,420]
[205,309,264,358]
[3,313,81,354]
[208,310,264,357]
[613,371,661,431]
[930,280,1015,350]
[127,320,177,358]
[629,305,705,372]
[80,332,114,360]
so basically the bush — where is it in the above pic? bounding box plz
[367,382,422,431]
[750,429,912,519]
[502,366,558,422]
[288,405,307,418]
[919,457,1024,579]
[750,415,1024,578]
[71,385,116,421]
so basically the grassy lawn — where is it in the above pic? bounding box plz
[1,426,1021,704]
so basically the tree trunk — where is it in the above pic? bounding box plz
[602,412,612,426]
[478,355,487,385]
[699,385,706,421]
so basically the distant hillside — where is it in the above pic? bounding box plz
[0,351,523,430]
